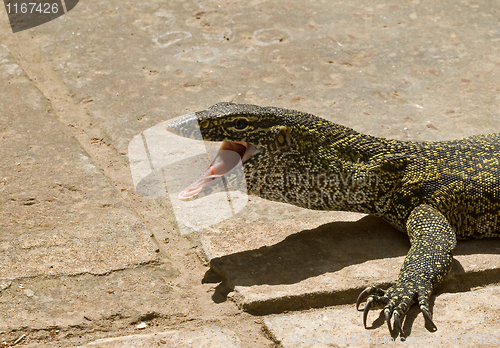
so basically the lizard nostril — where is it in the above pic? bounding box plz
[199,119,209,128]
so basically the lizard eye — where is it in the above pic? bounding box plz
[234,118,248,130]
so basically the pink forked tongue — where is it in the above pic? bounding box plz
[178,142,246,201]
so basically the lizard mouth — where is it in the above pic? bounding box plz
[178,141,260,200]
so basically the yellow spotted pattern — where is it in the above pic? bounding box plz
[168,102,500,333]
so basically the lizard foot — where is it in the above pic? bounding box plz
[356,283,437,337]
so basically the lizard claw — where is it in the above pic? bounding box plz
[356,286,389,329]
[356,287,370,311]
[421,306,437,332]
[384,308,392,332]
[363,298,373,328]
[394,312,404,337]
[356,286,385,311]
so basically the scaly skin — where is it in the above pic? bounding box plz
[166,102,500,337]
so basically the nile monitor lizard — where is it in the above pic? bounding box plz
[166,102,500,337]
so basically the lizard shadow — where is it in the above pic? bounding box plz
[204,215,409,306]
[203,214,500,317]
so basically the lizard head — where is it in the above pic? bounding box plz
[166,102,340,206]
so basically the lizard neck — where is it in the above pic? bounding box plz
[244,118,408,214]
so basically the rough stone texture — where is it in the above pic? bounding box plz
[78,327,242,348]
[14,0,499,152]
[0,42,168,344]
[0,266,179,333]
[202,199,500,314]
[0,0,499,346]
[0,44,157,282]
[264,284,500,348]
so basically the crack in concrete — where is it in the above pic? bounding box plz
[0,259,161,290]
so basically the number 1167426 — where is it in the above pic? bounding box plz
[6,2,60,14]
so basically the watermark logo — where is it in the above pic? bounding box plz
[128,116,378,234]
[128,116,248,235]
[290,332,499,346]
[3,0,79,33]
[247,169,378,209]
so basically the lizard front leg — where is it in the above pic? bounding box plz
[356,204,457,337]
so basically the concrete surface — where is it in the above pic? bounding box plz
[0,43,157,282]
[79,327,242,348]
[21,327,242,348]
[264,284,500,347]
[203,203,500,314]
[0,0,499,346]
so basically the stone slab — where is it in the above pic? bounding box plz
[263,284,500,347]
[0,44,157,282]
[0,43,166,340]
[77,327,242,348]
[2,0,498,154]
[0,266,178,333]
[201,199,500,314]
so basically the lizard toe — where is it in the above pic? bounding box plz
[356,286,386,311]
[356,286,391,329]
[377,277,438,337]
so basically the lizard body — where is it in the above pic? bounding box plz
[166,102,500,336]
